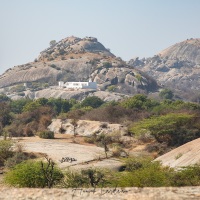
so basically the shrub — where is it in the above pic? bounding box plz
[4,152,30,168]
[171,164,200,186]
[0,140,13,166]
[107,85,116,92]
[159,89,174,100]
[124,156,153,172]
[114,157,173,187]
[38,130,54,139]
[116,163,172,187]
[62,169,107,188]
[4,159,63,188]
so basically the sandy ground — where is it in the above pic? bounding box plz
[1,187,200,200]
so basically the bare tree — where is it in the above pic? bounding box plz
[70,119,78,137]
[41,156,55,188]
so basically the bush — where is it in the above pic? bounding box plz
[113,157,173,187]
[4,159,63,188]
[5,152,30,168]
[159,89,174,100]
[0,140,13,166]
[62,169,107,188]
[38,130,54,139]
[171,164,200,186]
[116,163,172,187]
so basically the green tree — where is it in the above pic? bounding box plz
[47,98,71,114]
[121,94,159,110]
[81,96,104,108]
[49,40,56,46]
[0,102,12,132]
[130,113,200,146]
[10,99,32,114]
[22,101,41,112]
[159,89,174,100]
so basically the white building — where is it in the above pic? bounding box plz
[58,79,97,90]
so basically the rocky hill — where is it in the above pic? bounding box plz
[0,36,158,100]
[128,38,200,101]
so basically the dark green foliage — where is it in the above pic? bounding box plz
[50,64,61,70]
[47,98,71,114]
[121,94,159,110]
[81,96,104,108]
[130,113,200,146]
[102,62,112,68]
[36,98,48,106]
[4,160,63,188]
[159,89,174,100]
[38,130,54,139]
[0,102,12,131]
[0,94,10,102]
[22,101,41,112]
[49,40,56,46]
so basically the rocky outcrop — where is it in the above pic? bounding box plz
[155,138,200,168]
[0,36,158,99]
[48,119,126,136]
[128,38,200,100]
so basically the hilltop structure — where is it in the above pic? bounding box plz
[58,79,97,90]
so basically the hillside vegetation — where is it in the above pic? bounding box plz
[1,92,200,188]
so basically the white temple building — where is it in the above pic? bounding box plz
[58,79,97,90]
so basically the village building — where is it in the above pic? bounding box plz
[58,79,97,90]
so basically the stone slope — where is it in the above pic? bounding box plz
[128,38,200,100]
[0,36,158,98]
[155,138,200,168]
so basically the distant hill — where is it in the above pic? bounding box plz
[0,36,158,100]
[128,38,200,101]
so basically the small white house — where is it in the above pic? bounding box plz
[58,79,97,90]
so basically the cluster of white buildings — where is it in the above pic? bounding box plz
[58,79,97,90]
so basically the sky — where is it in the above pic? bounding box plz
[0,0,200,74]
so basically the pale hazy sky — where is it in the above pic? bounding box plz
[0,0,200,74]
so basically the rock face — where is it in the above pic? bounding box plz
[0,36,158,99]
[155,138,200,168]
[128,38,200,100]
[48,119,126,136]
